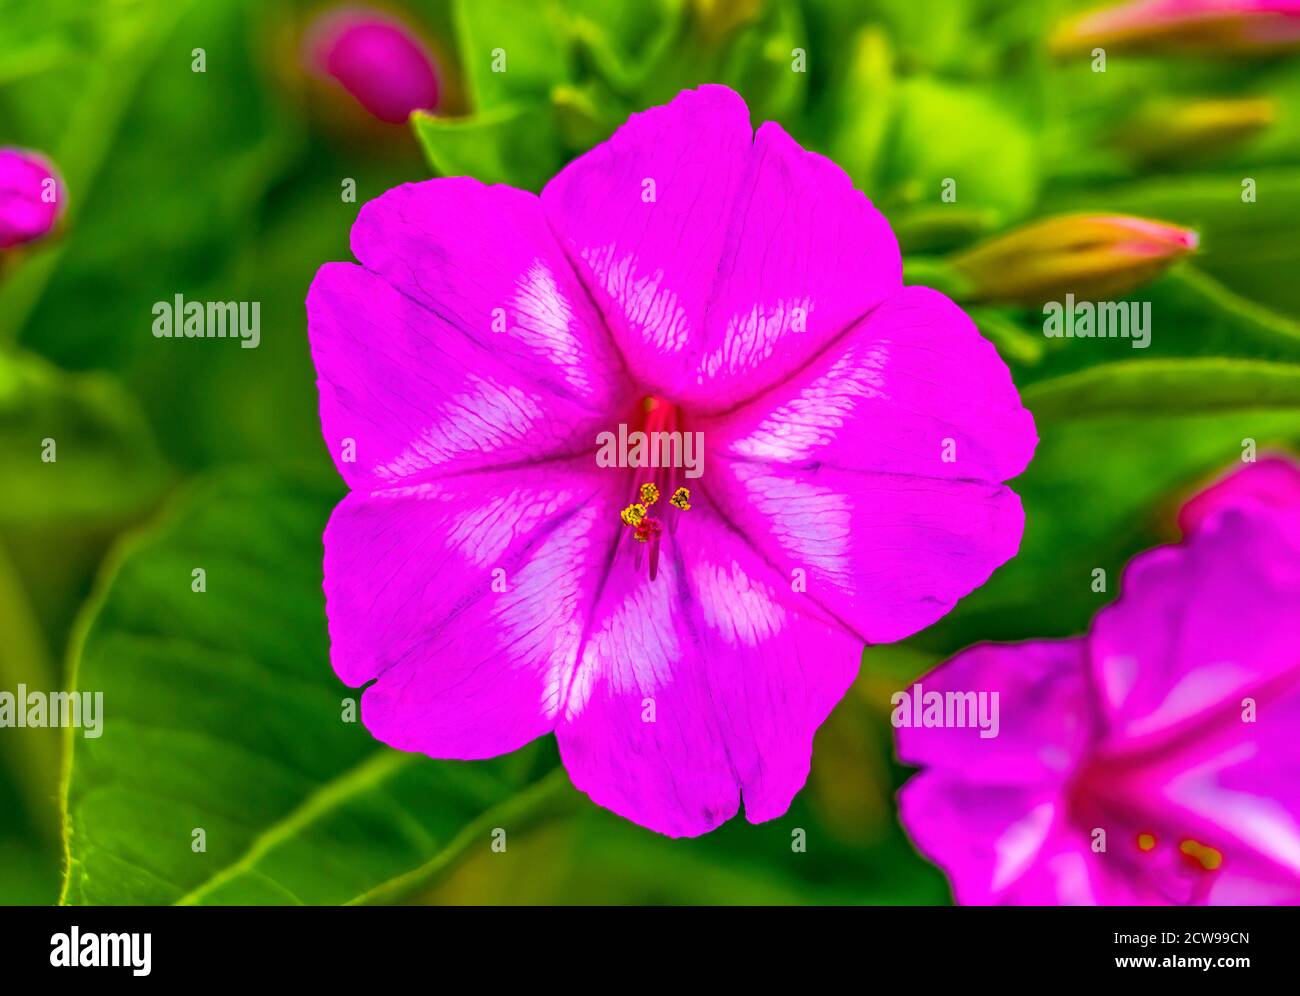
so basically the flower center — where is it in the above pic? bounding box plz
[602,395,697,581]
[1069,761,1227,902]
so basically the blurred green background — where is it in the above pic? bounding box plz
[2,0,1300,905]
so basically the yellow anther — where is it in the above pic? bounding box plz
[670,486,691,511]
[1137,833,1156,852]
[620,503,647,528]
[639,482,660,506]
[1180,839,1223,871]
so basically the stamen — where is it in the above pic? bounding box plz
[1179,839,1223,872]
[609,395,697,582]
[1136,832,1156,852]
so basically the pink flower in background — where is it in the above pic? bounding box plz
[307,85,1036,836]
[1054,0,1300,55]
[898,456,1300,903]
[0,148,64,249]
[1181,454,1300,540]
[305,6,439,123]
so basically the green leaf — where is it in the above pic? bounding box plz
[716,0,808,124]
[0,0,95,85]
[60,471,581,905]
[0,0,196,347]
[914,406,1300,650]
[551,82,625,152]
[2,0,315,471]
[560,0,683,96]
[994,267,1300,389]
[0,348,165,846]
[826,28,895,193]
[1142,267,1300,362]
[0,537,60,844]
[0,351,167,527]
[0,831,59,904]
[411,103,563,191]
[915,274,1300,650]
[419,724,951,905]
[879,78,1040,241]
[1023,357,1300,419]
[451,0,571,111]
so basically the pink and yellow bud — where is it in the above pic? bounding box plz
[690,0,765,41]
[1052,0,1300,57]
[0,148,65,250]
[1117,97,1275,162]
[950,213,1199,304]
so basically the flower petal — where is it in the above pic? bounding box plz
[1105,679,1300,893]
[556,501,861,836]
[1179,454,1300,540]
[542,84,901,410]
[1091,505,1300,746]
[308,258,623,491]
[895,639,1095,786]
[705,287,1036,483]
[900,775,1162,904]
[698,286,1034,643]
[702,461,1025,643]
[904,785,1118,910]
[349,178,628,409]
[896,639,1140,904]
[325,461,622,758]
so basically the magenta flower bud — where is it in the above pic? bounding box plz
[306,7,440,124]
[0,148,65,250]
[1053,0,1300,56]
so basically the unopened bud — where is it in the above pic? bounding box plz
[1117,97,1275,163]
[950,213,1199,304]
[1052,0,1300,57]
[305,7,440,124]
[0,148,65,250]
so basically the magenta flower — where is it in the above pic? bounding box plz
[307,86,1035,836]
[0,148,64,250]
[305,6,440,123]
[897,456,1300,903]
